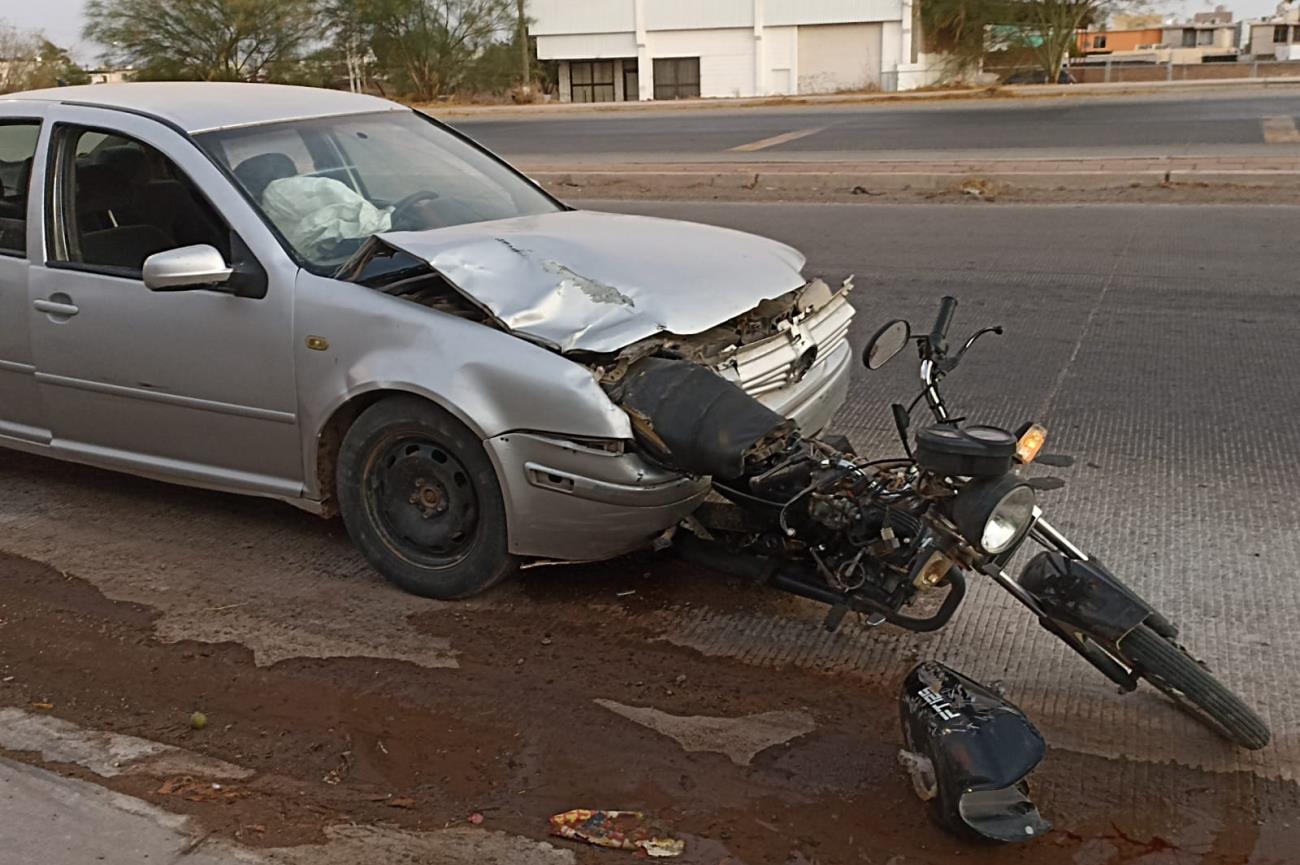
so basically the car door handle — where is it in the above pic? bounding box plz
[34,298,80,317]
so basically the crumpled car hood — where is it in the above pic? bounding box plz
[378,209,807,354]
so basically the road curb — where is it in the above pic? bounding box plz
[431,78,1300,118]
[527,168,1300,195]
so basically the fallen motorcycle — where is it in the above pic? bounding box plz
[618,295,1270,839]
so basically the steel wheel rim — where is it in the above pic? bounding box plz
[364,434,479,568]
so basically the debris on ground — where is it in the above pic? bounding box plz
[549,809,684,857]
[157,775,248,803]
[190,711,208,730]
[958,177,998,200]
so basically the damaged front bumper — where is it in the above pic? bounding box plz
[899,662,1051,843]
[484,432,710,561]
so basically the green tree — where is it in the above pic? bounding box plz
[1018,0,1106,82]
[83,0,320,82]
[359,0,515,101]
[0,20,40,93]
[30,39,92,87]
[0,20,88,92]
[923,0,1125,82]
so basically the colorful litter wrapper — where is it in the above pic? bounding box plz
[549,809,684,857]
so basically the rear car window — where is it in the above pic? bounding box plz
[0,121,41,256]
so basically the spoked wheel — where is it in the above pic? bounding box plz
[1120,623,1271,751]
[338,396,516,599]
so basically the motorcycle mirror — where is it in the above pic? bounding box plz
[863,319,911,370]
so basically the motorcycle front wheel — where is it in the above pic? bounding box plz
[1119,623,1271,751]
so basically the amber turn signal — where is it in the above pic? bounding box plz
[1016,423,1048,464]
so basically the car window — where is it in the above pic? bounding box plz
[0,121,41,256]
[198,110,561,272]
[53,126,232,274]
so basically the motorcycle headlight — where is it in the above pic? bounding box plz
[952,476,1037,555]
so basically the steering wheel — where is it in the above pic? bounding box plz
[390,190,444,230]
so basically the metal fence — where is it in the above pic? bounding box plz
[1068,59,1300,84]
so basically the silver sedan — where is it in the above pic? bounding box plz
[0,82,853,598]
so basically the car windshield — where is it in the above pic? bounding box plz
[196,110,560,271]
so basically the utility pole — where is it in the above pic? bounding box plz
[517,0,531,94]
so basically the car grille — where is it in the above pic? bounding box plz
[716,291,854,398]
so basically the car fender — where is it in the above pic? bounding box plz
[292,270,633,501]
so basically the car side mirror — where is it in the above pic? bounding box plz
[863,319,912,370]
[142,244,234,292]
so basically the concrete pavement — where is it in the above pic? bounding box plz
[1,202,1298,862]
[0,757,250,865]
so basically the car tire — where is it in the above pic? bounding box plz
[337,395,516,599]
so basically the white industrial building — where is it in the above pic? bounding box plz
[527,0,942,102]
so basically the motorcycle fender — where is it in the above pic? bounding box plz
[899,661,1051,843]
[1019,551,1153,648]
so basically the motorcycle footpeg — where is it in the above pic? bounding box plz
[898,661,1051,843]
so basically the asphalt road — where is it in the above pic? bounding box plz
[449,89,1300,162]
[1,202,1297,863]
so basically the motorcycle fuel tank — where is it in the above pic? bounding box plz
[898,661,1051,843]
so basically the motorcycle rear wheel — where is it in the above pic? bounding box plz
[1119,623,1270,751]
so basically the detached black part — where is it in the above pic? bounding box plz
[899,661,1051,844]
[610,357,795,479]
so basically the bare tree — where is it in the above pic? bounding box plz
[84,0,320,82]
[360,0,515,101]
[1019,0,1107,81]
[924,0,1129,83]
[0,21,39,93]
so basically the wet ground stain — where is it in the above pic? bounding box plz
[1,551,1297,864]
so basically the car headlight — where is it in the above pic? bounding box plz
[952,476,1037,555]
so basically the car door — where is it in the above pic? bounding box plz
[26,104,303,498]
[0,111,49,447]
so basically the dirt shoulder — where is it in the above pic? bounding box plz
[522,156,1300,205]
[425,79,1300,119]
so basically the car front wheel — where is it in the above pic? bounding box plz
[337,396,516,599]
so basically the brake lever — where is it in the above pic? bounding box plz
[936,326,1003,373]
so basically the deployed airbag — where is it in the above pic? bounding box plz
[263,175,393,259]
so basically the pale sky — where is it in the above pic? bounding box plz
[3,0,1294,66]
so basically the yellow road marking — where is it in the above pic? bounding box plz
[1263,116,1300,144]
[730,126,828,152]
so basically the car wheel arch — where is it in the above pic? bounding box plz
[308,385,495,517]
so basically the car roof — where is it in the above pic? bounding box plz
[3,82,405,134]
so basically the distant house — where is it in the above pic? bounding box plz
[1075,6,1238,66]
[1242,1,1300,60]
[527,0,946,102]
[86,68,132,85]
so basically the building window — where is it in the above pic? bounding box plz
[1275,24,1289,43]
[570,61,615,103]
[1197,29,1214,46]
[1293,25,1300,43]
[1181,28,1197,47]
[1093,34,1107,49]
[653,58,701,100]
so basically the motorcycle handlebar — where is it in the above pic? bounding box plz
[929,296,958,354]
